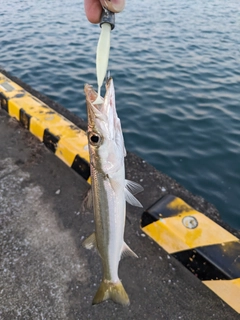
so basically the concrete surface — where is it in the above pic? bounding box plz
[0,73,239,319]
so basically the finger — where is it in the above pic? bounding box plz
[84,0,102,24]
[100,0,125,13]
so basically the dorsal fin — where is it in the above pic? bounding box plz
[82,232,96,250]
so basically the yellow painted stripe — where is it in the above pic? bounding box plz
[0,77,25,98]
[141,195,240,313]
[0,72,90,182]
[8,99,21,120]
[9,94,89,164]
[203,278,240,313]
[142,197,238,254]
[142,215,238,254]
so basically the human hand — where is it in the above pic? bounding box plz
[84,0,125,23]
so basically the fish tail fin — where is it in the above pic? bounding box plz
[92,280,130,306]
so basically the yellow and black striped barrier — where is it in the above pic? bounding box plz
[1,72,240,313]
[141,194,240,314]
[0,72,90,183]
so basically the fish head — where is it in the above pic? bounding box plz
[84,78,126,174]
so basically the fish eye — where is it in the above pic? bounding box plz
[91,135,99,143]
[89,132,101,146]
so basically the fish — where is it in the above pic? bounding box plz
[83,77,143,306]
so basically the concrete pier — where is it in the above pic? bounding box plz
[0,69,239,319]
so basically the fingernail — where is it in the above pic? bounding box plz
[111,0,125,13]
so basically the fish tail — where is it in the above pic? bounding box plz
[92,280,130,306]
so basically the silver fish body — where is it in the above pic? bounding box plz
[83,78,143,306]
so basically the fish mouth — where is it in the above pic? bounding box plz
[84,84,99,107]
[84,77,112,110]
[85,78,114,132]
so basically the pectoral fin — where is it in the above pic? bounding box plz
[124,179,143,207]
[125,179,144,195]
